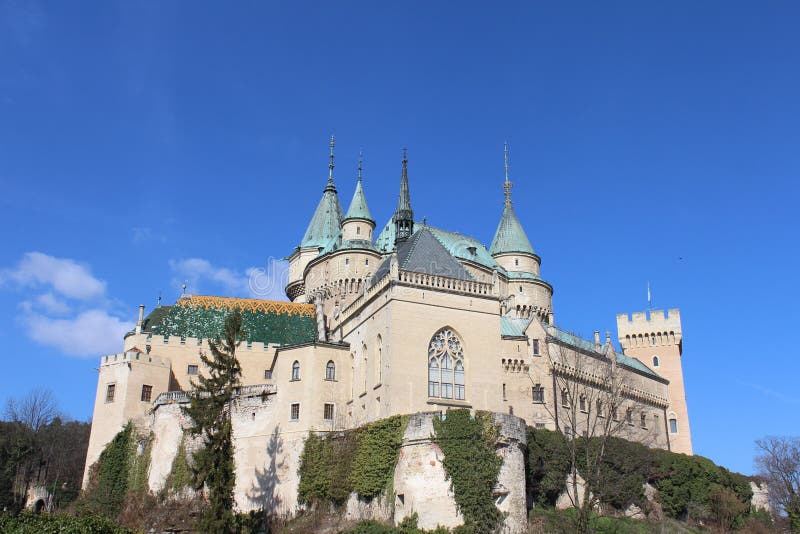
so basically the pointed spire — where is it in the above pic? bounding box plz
[345,150,373,221]
[300,136,345,248]
[394,147,414,243]
[503,142,513,204]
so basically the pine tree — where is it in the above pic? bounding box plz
[182,309,245,533]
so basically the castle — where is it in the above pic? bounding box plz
[83,139,692,529]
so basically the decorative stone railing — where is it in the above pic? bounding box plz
[153,384,277,407]
[551,360,669,408]
[397,270,492,296]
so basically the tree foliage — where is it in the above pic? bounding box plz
[526,427,570,507]
[181,309,245,533]
[432,409,503,533]
[755,436,800,531]
[82,423,134,518]
[0,510,132,533]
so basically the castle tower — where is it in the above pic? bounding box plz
[341,151,375,243]
[285,136,345,302]
[616,309,693,454]
[393,148,414,244]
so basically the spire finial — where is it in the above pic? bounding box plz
[328,135,335,184]
[357,149,363,182]
[503,142,513,204]
[402,147,408,164]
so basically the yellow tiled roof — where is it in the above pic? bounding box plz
[177,295,315,317]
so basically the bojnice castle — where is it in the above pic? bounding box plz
[83,139,693,531]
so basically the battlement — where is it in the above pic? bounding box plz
[616,309,682,351]
[100,350,169,367]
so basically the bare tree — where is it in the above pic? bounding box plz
[755,436,800,531]
[540,334,665,533]
[4,388,60,431]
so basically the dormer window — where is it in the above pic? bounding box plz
[467,246,477,256]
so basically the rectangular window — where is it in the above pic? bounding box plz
[579,396,587,412]
[611,406,618,421]
[428,381,439,398]
[532,339,540,355]
[140,384,152,403]
[532,384,544,403]
[640,413,647,429]
[105,384,116,403]
[290,403,300,421]
[596,400,604,417]
[626,409,633,425]
[264,369,272,380]
[323,403,334,421]
[669,418,678,433]
[454,384,464,400]
[561,389,569,408]
[187,364,199,376]
[502,383,507,401]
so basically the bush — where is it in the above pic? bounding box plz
[527,427,570,507]
[0,511,131,533]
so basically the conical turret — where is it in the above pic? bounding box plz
[341,151,376,243]
[393,148,414,244]
[489,144,534,256]
[344,152,373,222]
[300,136,344,248]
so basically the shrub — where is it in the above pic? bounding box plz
[527,427,570,507]
[0,510,131,533]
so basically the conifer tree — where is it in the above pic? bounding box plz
[182,310,245,533]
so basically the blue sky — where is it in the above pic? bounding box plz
[1,1,798,475]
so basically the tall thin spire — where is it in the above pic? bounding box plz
[357,149,363,182]
[328,134,335,185]
[395,147,414,243]
[503,142,513,204]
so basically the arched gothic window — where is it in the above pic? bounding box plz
[291,361,300,381]
[325,360,335,380]
[427,329,465,400]
[652,355,660,367]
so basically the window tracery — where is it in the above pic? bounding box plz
[427,329,465,400]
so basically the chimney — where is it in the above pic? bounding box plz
[135,304,145,334]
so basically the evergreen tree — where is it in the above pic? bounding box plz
[182,310,245,533]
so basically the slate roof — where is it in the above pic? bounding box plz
[301,181,344,248]
[489,200,535,256]
[372,227,474,285]
[142,295,317,346]
[375,219,506,274]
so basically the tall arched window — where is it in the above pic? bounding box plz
[427,328,465,400]
[325,360,335,380]
[291,361,300,381]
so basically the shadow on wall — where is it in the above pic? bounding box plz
[247,425,285,517]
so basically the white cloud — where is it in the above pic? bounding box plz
[169,257,289,301]
[23,309,134,357]
[1,252,106,299]
[35,292,70,314]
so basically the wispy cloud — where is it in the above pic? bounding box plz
[34,292,70,314]
[736,380,800,404]
[169,257,288,301]
[131,226,167,244]
[0,252,106,299]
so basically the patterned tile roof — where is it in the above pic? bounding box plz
[145,295,316,345]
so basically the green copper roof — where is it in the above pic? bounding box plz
[145,296,317,345]
[489,201,535,256]
[301,182,344,248]
[344,178,373,221]
[501,316,531,337]
[375,219,507,274]
[319,232,377,255]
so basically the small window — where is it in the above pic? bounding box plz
[561,389,569,407]
[532,384,544,403]
[653,356,660,367]
[534,422,545,429]
[140,385,152,403]
[345,258,349,265]
[669,418,678,433]
[105,384,116,403]
[532,339,540,355]
[579,395,586,412]
[323,403,334,420]
[596,400,604,417]
[515,258,519,266]
[640,413,647,429]
[356,226,360,235]
[365,258,369,265]
[626,408,633,425]
[291,361,300,381]
[325,360,336,380]
[502,383,507,401]
[290,403,300,421]
[611,406,618,421]
[264,369,272,380]
[187,364,199,376]
[519,286,523,292]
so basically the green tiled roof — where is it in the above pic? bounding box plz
[319,233,378,255]
[546,325,661,379]
[146,296,317,346]
[301,181,344,248]
[501,316,531,337]
[489,201,535,256]
[344,178,373,221]
[375,219,507,274]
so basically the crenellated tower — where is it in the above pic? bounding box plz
[616,308,693,454]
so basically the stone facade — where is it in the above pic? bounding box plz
[82,144,693,529]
